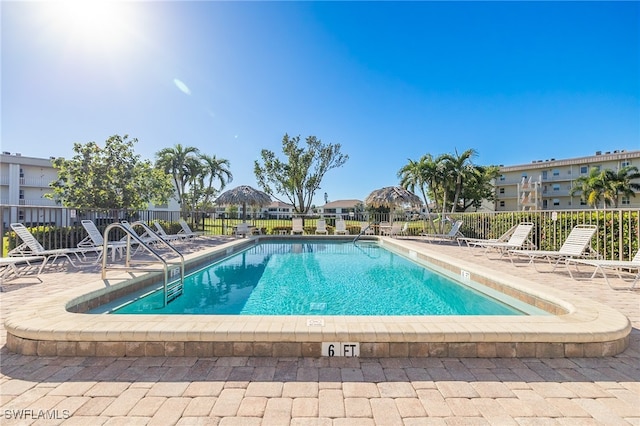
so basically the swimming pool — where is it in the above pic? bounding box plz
[103,241,542,316]
[4,236,632,358]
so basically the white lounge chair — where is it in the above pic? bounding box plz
[566,250,640,290]
[315,219,328,235]
[79,219,128,260]
[235,222,251,238]
[378,221,392,236]
[463,222,535,259]
[359,222,375,235]
[291,218,304,235]
[335,219,349,235]
[178,219,204,238]
[153,220,187,242]
[458,223,520,247]
[0,256,46,282]
[9,223,101,268]
[509,224,598,272]
[420,220,464,244]
[386,222,407,238]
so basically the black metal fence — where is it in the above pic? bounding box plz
[1,204,638,261]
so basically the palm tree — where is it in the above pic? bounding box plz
[604,165,640,207]
[183,156,205,211]
[439,148,478,213]
[155,144,200,209]
[199,154,233,208]
[570,167,606,209]
[398,154,438,232]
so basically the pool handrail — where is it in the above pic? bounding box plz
[101,221,185,306]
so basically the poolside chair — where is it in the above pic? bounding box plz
[386,222,407,238]
[121,220,165,243]
[509,224,598,272]
[565,250,640,290]
[458,223,520,248]
[79,219,128,260]
[463,222,535,259]
[235,222,251,238]
[9,223,101,268]
[359,221,375,235]
[178,219,204,238]
[378,221,392,236]
[291,217,304,235]
[419,220,464,244]
[315,219,328,235]
[153,220,187,242]
[335,219,349,235]
[0,256,46,283]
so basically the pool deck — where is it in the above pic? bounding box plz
[1,236,639,424]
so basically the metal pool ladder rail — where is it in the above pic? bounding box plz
[353,222,374,243]
[101,221,185,306]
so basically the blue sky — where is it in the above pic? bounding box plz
[2,1,638,206]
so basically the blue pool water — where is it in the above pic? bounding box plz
[104,241,537,316]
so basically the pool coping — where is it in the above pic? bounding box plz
[5,236,632,357]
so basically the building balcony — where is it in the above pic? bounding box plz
[18,199,58,206]
[19,177,53,187]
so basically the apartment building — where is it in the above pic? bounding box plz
[317,199,361,218]
[0,152,58,207]
[494,149,640,211]
[0,152,180,226]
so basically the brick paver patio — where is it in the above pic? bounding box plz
[1,237,638,425]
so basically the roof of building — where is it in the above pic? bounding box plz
[321,199,363,208]
[266,201,294,208]
[500,149,640,172]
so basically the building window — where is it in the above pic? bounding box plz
[542,200,548,209]
[499,188,505,194]
[19,189,24,199]
[18,210,24,221]
[553,169,559,176]
[499,201,505,207]
[499,175,505,181]
[622,161,631,167]
[553,198,560,206]
[580,199,587,206]
[580,166,588,174]
[553,184,560,191]
[542,171,548,180]
[622,197,630,205]
[521,173,527,178]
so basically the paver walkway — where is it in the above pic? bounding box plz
[1,238,638,425]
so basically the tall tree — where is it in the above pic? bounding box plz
[459,165,501,211]
[603,165,640,207]
[155,144,200,208]
[254,134,348,214]
[398,154,438,232]
[439,148,478,213]
[570,167,606,209]
[198,154,233,209]
[47,134,174,209]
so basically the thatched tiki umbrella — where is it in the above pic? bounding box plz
[214,185,272,221]
[365,186,422,229]
[364,186,422,209]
